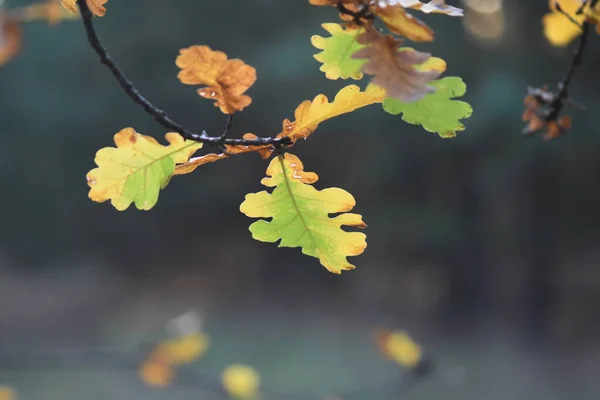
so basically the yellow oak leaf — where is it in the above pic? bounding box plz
[87,128,202,211]
[376,330,423,368]
[222,365,261,400]
[60,0,108,17]
[353,28,441,102]
[543,0,587,46]
[176,45,257,114]
[240,153,367,274]
[279,84,386,142]
[0,17,22,67]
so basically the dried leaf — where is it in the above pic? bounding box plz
[87,128,202,210]
[353,28,441,102]
[240,153,367,274]
[0,18,21,67]
[0,386,16,400]
[23,0,80,25]
[139,360,174,388]
[61,0,108,17]
[176,45,257,114]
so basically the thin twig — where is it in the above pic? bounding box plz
[336,3,374,25]
[219,114,234,146]
[523,0,598,136]
[75,0,290,148]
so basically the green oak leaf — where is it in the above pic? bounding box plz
[311,23,366,80]
[382,76,472,138]
[86,128,202,211]
[240,153,367,274]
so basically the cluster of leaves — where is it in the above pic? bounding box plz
[143,324,425,400]
[523,0,599,139]
[1,311,426,400]
[135,313,426,400]
[0,0,78,67]
[77,0,472,274]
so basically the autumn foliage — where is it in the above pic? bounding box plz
[4,0,595,272]
[64,0,474,274]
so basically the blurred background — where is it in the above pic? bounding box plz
[1,0,600,399]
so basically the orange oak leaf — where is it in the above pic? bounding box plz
[61,0,108,17]
[0,18,22,67]
[370,3,435,42]
[522,93,571,140]
[352,28,441,102]
[176,46,257,114]
[23,0,80,25]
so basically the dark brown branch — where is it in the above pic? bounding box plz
[336,2,374,25]
[75,0,290,148]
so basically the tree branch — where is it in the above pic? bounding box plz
[523,0,598,138]
[75,0,290,148]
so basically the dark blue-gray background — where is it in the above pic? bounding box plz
[1,1,600,399]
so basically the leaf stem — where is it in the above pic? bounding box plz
[75,0,290,148]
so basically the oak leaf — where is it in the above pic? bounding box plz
[522,93,571,140]
[87,128,202,210]
[382,76,472,137]
[61,0,108,17]
[376,330,423,368]
[279,84,386,142]
[176,46,257,114]
[222,365,261,400]
[352,29,441,102]
[0,386,16,400]
[0,18,21,67]
[312,23,367,80]
[240,153,367,274]
[23,0,80,25]
[543,0,586,46]
[370,3,435,42]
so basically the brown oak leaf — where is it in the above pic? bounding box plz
[61,0,108,17]
[176,46,257,115]
[352,28,441,102]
